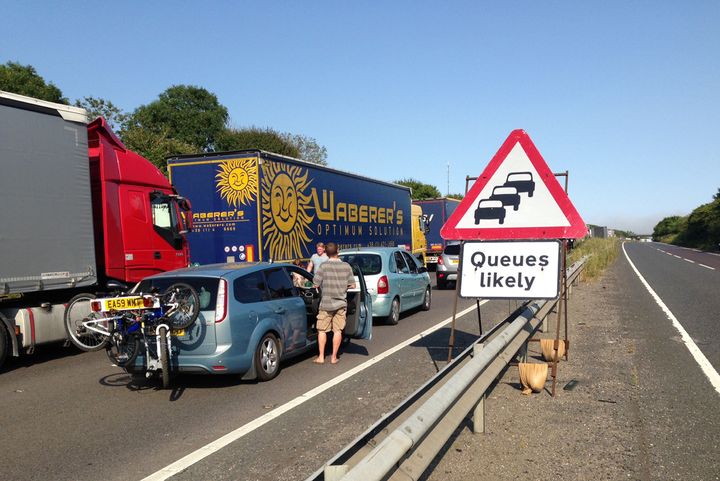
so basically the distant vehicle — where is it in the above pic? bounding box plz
[436,242,460,289]
[412,197,461,269]
[489,186,521,211]
[503,172,535,197]
[339,247,431,325]
[474,199,506,225]
[126,262,372,381]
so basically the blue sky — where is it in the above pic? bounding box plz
[2,1,718,234]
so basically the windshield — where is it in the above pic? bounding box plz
[444,244,460,256]
[339,253,382,276]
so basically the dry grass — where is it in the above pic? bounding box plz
[568,237,620,280]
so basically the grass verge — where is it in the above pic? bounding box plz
[568,237,620,280]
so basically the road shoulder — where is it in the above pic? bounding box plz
[426,252,720,481]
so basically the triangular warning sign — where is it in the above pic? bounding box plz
[441,130,586,240]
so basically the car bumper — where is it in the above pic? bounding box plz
[128,343,253,376]
[436,271,457,282]
[371,294,394,317]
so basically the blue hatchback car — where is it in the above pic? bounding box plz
[127,262,372,381]
[339,247,431,325]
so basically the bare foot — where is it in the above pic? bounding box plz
[330,358,339,364]
[313,358,325,364]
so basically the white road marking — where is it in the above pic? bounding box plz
[699,264,715,270]
[684,258,696,264]
[142,302,484,481]
[623,243,720,396]
[673,255,682,259]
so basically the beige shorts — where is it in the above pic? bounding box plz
[316,308,347,332]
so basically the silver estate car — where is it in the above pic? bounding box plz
[436,242,460,289]
[339,247,431,325]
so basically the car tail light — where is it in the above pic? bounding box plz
[143,296,154,308]
[377,275,389,294]
[215,279,228,323]
[90,300,102,312]
[437,256,444,266]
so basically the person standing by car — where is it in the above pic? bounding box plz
[313,242,355,364]
[307,242,328,275]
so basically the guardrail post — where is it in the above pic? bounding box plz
[472,343,485,434]
[324,465,348,481]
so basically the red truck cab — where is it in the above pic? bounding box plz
[87,118,191,283]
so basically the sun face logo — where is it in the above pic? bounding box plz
[261,161,315,261]
[215,158,259,207]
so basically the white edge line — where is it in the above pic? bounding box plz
[142,302,484,481]
[673,255,682,259]
[684,258,696,264]
[699,264,715,270]
[623,242,720,395]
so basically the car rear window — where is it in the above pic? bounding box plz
[444,244,460,256]
[339,254,382,276]
[135,277,218,310]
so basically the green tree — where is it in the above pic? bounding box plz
[121,127,196,174]
[215,127,300,158]
[75,96,129,131]
[0,61,67,104]
[395,179,441,200]
[447,193,464,200]
[130,85,228,150]
[279,132,327,165]
[713,188,720,201]
[677,198,720,250]
[652,215,686,240]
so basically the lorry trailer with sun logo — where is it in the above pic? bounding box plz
[167,150,427,265]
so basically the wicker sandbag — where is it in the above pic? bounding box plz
[541,339,566,362]
[518,362,548,394]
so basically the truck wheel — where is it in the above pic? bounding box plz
[254,333,280,381]
[386,298,400,325]
[0,324,8,370]
[65,293,109,351]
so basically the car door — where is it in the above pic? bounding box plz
[343,264,372,340]
[401,251,426,307]
[392,250,412,309]
[263,267,306,354]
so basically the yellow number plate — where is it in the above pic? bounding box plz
[102,296,145,311]
[451,259,459,264]
[150,328,185,337]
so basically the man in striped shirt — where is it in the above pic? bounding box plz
[313,242,356,364]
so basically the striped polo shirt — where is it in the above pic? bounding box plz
[314,259,355,311]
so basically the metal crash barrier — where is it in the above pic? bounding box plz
[307,257,587,481]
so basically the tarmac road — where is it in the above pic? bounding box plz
[0,281,520,481]
[428,241,720,481]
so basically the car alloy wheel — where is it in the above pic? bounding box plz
[387,298,400,325]
[422,287,431,311]
[255,333,280,381]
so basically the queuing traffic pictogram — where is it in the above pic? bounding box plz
[441,130,586,240]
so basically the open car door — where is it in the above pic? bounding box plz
[344,264,372,340]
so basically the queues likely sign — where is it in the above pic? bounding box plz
[440,130,586,240]
[460,240,561,299]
